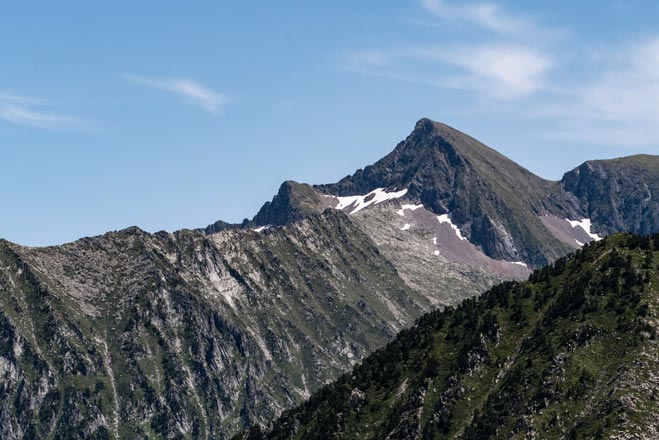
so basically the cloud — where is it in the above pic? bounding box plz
[122,75,227,114]
[454,46,552,98]
[0,93,45,105]
[0,94,93,130]
[424,44,553,98]
[550,37,659,146]
[343,1,558,101]
[581,39,659,124]
[419,0,530,35]
[343,1,659,149]
[345,44,553,100]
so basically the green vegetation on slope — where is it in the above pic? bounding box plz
[241,233,659,439]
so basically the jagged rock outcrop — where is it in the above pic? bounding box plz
[251,181,331,228]
[560,154,659,235]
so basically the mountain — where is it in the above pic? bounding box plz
[242,119,583,266]
[3,118,659,439]
[0,210,436,439]
[561,155,659,236]
[316,119,579,267]
[239,233,659,440]
[210,119,659,307]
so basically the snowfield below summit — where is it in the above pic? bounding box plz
[323,188,408,214]
[397,204,424,216]
[540,215,605,250]
[362,200,532,282]
[437,214,467,241]
[566,218,603,242]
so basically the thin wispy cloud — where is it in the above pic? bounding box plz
[442,45,553,99]
[122,75,228,114]
[419,0,530,35]
[343,0,557,101]
[346,44,553,100]
[548,37,659,146]
[418,0,567,41]
[581,38,659,124]
[343,0,659,149]
[0,93,45,105]
[0,93,93,130]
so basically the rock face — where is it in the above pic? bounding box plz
[216,118,659,309]
[0,210,432,439]
[241,234,659,440]
[560,154,659,235]
[316,119,579,266]
[252,181,333,228]
[345,203,525,309]
[230,119,659,273]
[3,118,659,440]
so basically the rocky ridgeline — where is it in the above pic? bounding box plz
[0,210,431,439]
[236,119,659,269]
[2,119,659,439]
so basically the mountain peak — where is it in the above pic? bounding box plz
[409,119,541,179]
[252,180,328,227]
[315,119,572,265]
[410,116,436,135]
[409,117,463,136]
[406,118,468,150]
[204,119,659,268]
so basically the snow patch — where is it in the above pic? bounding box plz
[511,261,528,268]
[254,225,273,233]
[437,214,466,241]
[401,223,412,231]
[575,239,584,247]
[566,218,603,242]
[434,250,440,256]
[325,188,408,214]
[397,203,424,216]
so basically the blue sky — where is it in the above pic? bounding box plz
[3,0,659,246]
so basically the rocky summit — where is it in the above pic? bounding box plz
[2,119,659,439]
[213,119,659,305]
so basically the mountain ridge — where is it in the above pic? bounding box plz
[239,233,659,440]
[2,118,659,439]
[0,209,436,439]
[218,118,658,270]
